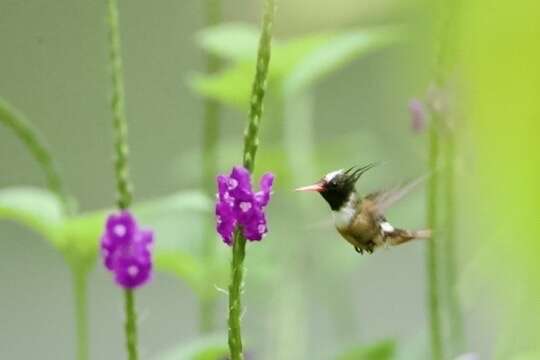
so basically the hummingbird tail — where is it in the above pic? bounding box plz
[412,229,432,239]
[386,228,432,246]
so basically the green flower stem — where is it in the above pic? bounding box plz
[228,1,275,359]
[228,231,247,360]
[107,0,132,211]
[444,130,465,353]
[199,0,223,334]
[72,267,89,360]
[124,290,138,360]
[426,117,443,360]
[0,98,72,215]
[242,0,275,173]
[107,1,139,359]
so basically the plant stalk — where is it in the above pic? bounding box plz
[107,1,140,359]
[227,0,275,359]
[124,290,138,360]
[228,231,247,359]
[444,130,465,354]
[0,98,72,215]
[107,0,132,211]
[426,116,443,360]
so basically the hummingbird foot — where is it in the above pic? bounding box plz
[354,242,375,255]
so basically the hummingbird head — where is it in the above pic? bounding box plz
[295,163,377,211]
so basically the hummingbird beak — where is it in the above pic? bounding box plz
[295,183,324,192]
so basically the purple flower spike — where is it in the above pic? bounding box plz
[100,211,154,289]
[408,98,427,133]
[215,166,274,245]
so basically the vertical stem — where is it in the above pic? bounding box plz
[242,0,275,173]
[228,232,247,360]
[124,290,138,360]
[72,268,89,360]
[199,0,223,334]
[445,131,465,354]
[107,1,139,359]
[227,1,275,359]
[0,98,73,215]
[426,118,443,360]
[108,0,132,211]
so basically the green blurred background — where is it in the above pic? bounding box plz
[1,0,538,359]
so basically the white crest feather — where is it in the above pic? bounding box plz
[324,169,343,182]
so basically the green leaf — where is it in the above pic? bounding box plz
[0,187,64,245]
[271,32,335,77]
[196,23,263,62]
[152,334,227,360]
[134,190,212,253]
[189,64,254,111]
[335,339,396,360]
[191,25,400,109]
[284,27,400,95]
[154,251,207,296]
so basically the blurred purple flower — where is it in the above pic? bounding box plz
[215,166,274,245]
[408,98,427,133]
[100,211,153,289]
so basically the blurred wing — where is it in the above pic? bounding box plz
[304,217,335,230]
[366,174,429,213]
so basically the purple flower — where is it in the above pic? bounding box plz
[215,166,274,245]
[100,211,153,289]
[408,98,427,133]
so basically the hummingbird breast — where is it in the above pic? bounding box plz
[332,193,358,230]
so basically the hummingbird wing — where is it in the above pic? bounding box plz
[365,174,429,213]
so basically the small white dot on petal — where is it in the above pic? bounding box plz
[217,216,222,224]
[113,224,127,237]
[239,202,252,212]
[127,265,139,277]
[228,178,238,190]
[258,224,266,233]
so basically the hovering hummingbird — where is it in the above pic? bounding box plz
[296,164,431,254]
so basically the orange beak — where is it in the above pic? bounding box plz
[295,183,324,192]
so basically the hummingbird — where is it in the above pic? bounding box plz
[295,164,431,254]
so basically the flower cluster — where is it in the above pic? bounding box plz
[215,166,274,245]
[100,211,153,289]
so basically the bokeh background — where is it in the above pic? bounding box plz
[1,0,538,359]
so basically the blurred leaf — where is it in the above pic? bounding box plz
[152,334,227,360]
[61,210,104,265]
[271,32,334,76]
[0,187,64,245]
[192,25,400,109]
[335,339,396,360]
[190,64,254,110]
[135,190,212,253]
[284,27,400,95]
[196,23,262,62]
[153,251,207,297]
